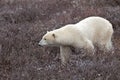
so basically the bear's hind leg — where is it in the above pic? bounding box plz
[99,34,113,52]
[99,27,113,52]
[105,40,113,52]
[60,46,72,65]
[84,40,95,55]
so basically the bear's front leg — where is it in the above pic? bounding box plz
[60,46,72,65]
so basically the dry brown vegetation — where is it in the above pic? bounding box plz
[0,0,120,80]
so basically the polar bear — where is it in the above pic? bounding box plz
[39,16,114,65]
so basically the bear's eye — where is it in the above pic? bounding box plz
[44,38,46,40]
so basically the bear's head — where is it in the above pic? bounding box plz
[39,25,75,46]
[39,31,57,46]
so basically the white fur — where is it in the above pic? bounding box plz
[39,16,114,65]
[39,39,48,46]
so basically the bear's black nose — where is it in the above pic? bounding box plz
[38,43,42,46]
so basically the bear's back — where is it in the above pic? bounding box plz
[75,16,113,42]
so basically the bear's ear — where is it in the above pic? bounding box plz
[52,33,56,38]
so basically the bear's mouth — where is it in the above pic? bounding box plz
[38,40,48,46]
